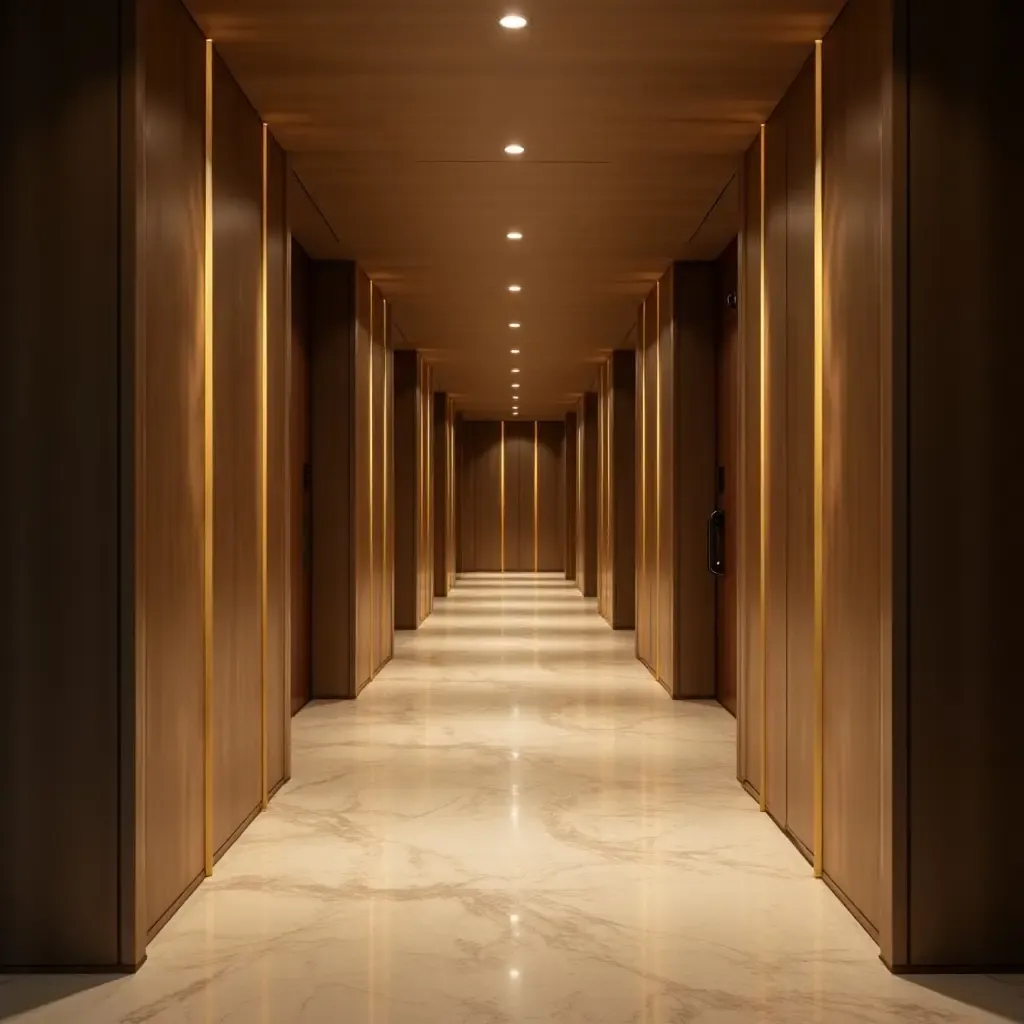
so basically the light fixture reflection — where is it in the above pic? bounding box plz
[509,322,521,329]
[508,284,522,293]
[510,348,520,354]
[512,368,520,374]
[507,230,523,241]
[499,14,528,30]
[504,143,525,156]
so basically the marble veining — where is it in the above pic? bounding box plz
[2,574,1022,1023]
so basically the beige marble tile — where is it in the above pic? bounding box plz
[2,574,1022,1022]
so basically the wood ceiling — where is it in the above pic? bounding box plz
[185,0,845,418]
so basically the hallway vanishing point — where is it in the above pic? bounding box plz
[2,576,1022,1023]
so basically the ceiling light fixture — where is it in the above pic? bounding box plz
[508,284,521,293]
[512,368,520,373]
[509,322,521,329]
[504,143,525,156]
[506,230,523,241]
[512,383,520,389]
[499,14,528,30]
[510,348,520,354]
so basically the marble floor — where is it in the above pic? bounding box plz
[3,574,1022,1023]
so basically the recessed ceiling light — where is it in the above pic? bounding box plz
[513,410,520,416]
[512,383,520,389]
[510,348,520,354]
[504,143,525,156]
[499,14,528,30]
[509,322,521,329]
[512,368,521,373]
[508,284,521,293]
[506,230,523,241]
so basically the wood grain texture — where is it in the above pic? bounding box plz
[504,421,534,571]
[642,296,659,669]
[822,0,884,932]
[353,269,373,688]
[211,52,263,858]
[289,243,312,714]
[265,135,289,793]
[394,350,420,628]
[370,283,387,668]
[434,394,456,595]
[417,359,433,621]
[310,261,356,698]
[458,421,503,571]
[715,240,739,717]
[671,263,717,700]
[579,394,599,597]
[737,139,764,795]
[537,422,566,572]
[763,109,789,818]
[783,56,816,855]
[903,0,1024,969]
[0,0,125,969]
[139,0,206,935]
[564,411,578,580]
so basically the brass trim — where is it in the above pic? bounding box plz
[202,38,215,877]
[639,303,646,640]
[812,39,825,877]
[655,280,662,685]
[500,420,506,571]
[533,421,539,572]
[368,281,375,681]
[758,122,768,814]
[259,121,269,811]
[383,300,389,651]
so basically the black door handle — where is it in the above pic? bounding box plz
[707,509,725,576]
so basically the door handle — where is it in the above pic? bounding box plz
[707,509,725,577]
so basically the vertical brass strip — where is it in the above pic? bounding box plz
[639,304,646,640]
[758,122,769,814]
[203,39,215,875]
[812,39,825,877]
[383,301,389,652]
[655,281,662,684]
[368,282,375,680]
[533,421,539,572]
[259,122,269,811]
[500,421,506,571]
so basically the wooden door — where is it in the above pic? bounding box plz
[716,241,739,716]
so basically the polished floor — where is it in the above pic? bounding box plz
[3,574,1022,1023]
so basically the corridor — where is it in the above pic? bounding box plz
[3,576,1021,1023]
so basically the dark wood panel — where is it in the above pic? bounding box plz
[458,421,503,571]
[564,411,578,579]
[353,269,373,688]
[0,0,125,969]
[642,296,659,663]
[537,422,565,571]
[579,394,599,597]
[611,351,636,628]
[139,0,206,933]
[370,283,387,668]
[904,0,1024,969]
[310,260,356,699]
[393,350,420,628]
[434,393,455,595]
[657,271,676,692]
[763,110,789,817]
[715,240,739,717]
[505,421,534,571]
[417,360,433,619]
[822,0,884,932]
[212,53,262,856]
[290,243,312,714]
[671,263,717,699]
[634,320,649,662]
[266,135,289,792]
[737,138,764,794]
[783,56,816,853]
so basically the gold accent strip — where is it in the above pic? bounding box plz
[533,421,539,572]
[203,38,215,877]
[812,39,825,877]
[383,300,389,650]
[259,121,269,811]
[500,421,506,571]
[368,281,375,680]
[758,122,768,814]
[639,304,646,636]
[655,281,662,685]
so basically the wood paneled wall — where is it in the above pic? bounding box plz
[434,393,457,596]
[564,411,578,580]
[395,350,434,628]
[311,265,394,697]
[457,420,566,574]
[0,0,292,969]
[575,395,599,595]
[596,351,637,628]
[634,267,718,698]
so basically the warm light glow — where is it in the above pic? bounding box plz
[512,383,520,389]
[509,968,521,980]
[512,368,520,373]
[504,143,525,156]
[509,322,521,329]
[506,230,523,240]
[499,14,527,29]
[508,284,522,293]
[510,348,520,354]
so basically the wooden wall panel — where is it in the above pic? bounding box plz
[671,264,717,700]
[578,395,599,597]
[901,0,1023,971]
[822,0,884,934]
[504,422,534,571]
[537,422,566,571]
[418,360,434,620]
[266,135,289,795]
[289,242,312,714]
[783,58,816,855]
[211,53,263,858]
[370,284,386,668]
[434,394,457,595]
[737,138,764,796]
[564,411,578,580]
[640,299,659,668]
[353,270,373,689]
[0,0,128,969]
[139,0,206,936]
[458,421,503,571]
